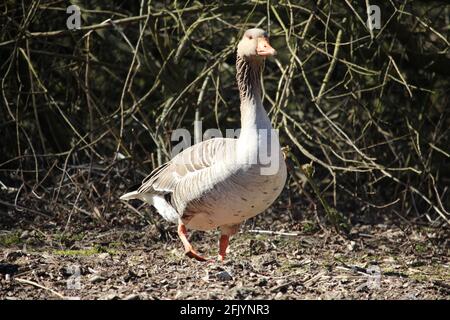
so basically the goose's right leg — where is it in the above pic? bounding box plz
[177,222,207,262]
[218,224,240,262]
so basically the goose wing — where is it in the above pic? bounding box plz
[137,137,236,196]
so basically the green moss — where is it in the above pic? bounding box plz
[302,221,319,233]
[0,233,21,246]
[414,243,428,253]
[53,245,119,256]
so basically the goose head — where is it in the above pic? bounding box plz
[237,28,276,60]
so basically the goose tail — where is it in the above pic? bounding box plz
[119,191,140,201]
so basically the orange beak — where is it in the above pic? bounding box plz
[256,37,276,57]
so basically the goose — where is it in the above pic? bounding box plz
[120,28,287,261]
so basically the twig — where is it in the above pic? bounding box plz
[248,229,299,237]
[15,278,66,299]
[0,199,50,218]
[315,27,343,104]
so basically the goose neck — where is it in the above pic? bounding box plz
[236,55,269,131]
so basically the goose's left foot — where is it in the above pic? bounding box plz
[177,222,207,262]
[185,248,207,262]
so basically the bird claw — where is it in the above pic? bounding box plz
[185,249,207,262]
[184,251,225,264]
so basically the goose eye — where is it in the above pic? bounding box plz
[248,35,253,40]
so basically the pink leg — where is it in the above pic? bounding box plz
[218,234,230,262]
[177,223,207,262]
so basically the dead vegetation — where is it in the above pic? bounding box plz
[1,218,449,299]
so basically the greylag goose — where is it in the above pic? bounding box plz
[120,28,287,261]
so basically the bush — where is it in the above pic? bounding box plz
[0,1,448,228]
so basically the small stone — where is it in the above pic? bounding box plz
[274,292,283,299]
[101,293,119,300]
[174,290,183,299]
[89,275,106,283]
[201,272,210,282]
[347,241,356,251]
[98,253,110,260]
[276,279,285,286]
[216,270,233,281]
[123,294,140,300]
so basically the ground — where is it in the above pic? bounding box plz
[1,202,448,300]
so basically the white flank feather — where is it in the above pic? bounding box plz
[120,191,178,223]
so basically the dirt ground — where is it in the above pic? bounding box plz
[0,199,449,300]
